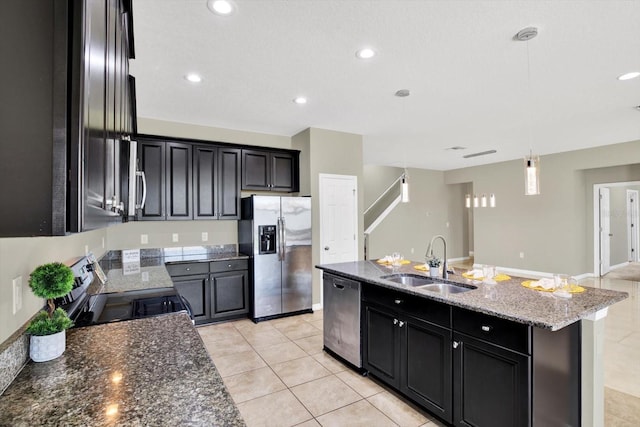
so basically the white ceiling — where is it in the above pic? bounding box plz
[130,0,640,170]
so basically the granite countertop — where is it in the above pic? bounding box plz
[0,313,245,427]
[317,260,628,331]
[93,246,250,294]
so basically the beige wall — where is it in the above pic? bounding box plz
[445,139,640,275]
[294,128,364,306]
[137,118,291,149]
[0,228,108,344]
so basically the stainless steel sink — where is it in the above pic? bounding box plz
[420,283,476,295]
[381,274,434,287]
[381,274,476,294]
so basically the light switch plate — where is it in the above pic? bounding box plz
[201,232,208,242]
[12,276,22,314]
[141,234,148,244]
[172,233,179,242]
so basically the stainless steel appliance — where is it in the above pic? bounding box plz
[58,256,192,327]
[323,272,362,368]
[238,196,312,322]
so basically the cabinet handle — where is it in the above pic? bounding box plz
[453,341,460,349]
[394,299,403,305]
[398,321,405,328]
[481,325,492,332]
[228,264,232,268]
[393,318,398,325]
[185,267,190,271]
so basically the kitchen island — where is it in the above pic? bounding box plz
[317,260,628,427]
[0,313,245,426]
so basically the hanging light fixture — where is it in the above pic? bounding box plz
[516,26,541,196]
[481,194,487,207]
[473,195,479,208]
[401,170,410,203]
[489,193,496,208]
[524,151,540,195]
[465,194,471,208]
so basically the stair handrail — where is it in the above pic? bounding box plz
[364,173,405,215]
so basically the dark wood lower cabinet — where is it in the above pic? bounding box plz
[169,261,249,325]
[172,274,209,324]
[452,332,531,427]
[211,270,249,319]
[363,302,453,423]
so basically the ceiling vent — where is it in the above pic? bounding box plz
[463,150,497,159]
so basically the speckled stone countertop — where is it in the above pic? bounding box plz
[0,313,245,427]
[317,261,628,331]
[92,246,249,294]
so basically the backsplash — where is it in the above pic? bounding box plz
[0,329,29,395]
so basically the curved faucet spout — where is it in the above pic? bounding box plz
[425,235,448,279]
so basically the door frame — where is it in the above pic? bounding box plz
[319,173,359,303]
[627,189,639,262]
[593,181,640,276]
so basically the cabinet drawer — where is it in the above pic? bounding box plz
[363,284,451,328]
[210,259,248,272]
[166,262,209,277]
[453,307,531,354]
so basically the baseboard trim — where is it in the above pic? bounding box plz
[312,303,323,311]
[609,262,630,271]
[472,264,592,281]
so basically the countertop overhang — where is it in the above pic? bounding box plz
[0,313,245,426]
[316,260,628,331]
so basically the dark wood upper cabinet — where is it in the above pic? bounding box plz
[241,149,299,192]
[137,141,165,220]
[166,142,193,220]
[217,148,241,219]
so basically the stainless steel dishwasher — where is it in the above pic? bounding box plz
[323,272,361,368]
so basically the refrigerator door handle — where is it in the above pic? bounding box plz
[277,217,283,261]
[281,217,286,262]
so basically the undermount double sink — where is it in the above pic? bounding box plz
[381,273,476,295]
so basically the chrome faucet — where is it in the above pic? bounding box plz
[425,235,448,279]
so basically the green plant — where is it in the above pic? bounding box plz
[27,262,74,335]
[427,257,442,268]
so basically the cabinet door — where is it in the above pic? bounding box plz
[218,148,241,219]
[363,303,401,389]
[193,145,218,219]
[402,316,452,423]
[271,151,296,192]
[241,149,270,190]
[166,142,192,220]
[211,270,249,319]
[172,274,210,324]
[137,140,165,220]
[453,332,531,427]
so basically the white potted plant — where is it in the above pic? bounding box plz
[427,257,442,278]
[26,262,74,362]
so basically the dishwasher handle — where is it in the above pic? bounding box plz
[333,283,345,290]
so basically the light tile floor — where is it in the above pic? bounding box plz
[197,260,640,427]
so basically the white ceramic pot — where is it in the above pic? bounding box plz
[30,330,66,362]
[429,267,440,277]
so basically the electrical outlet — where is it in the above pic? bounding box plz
[410,248,414,254]
[141,234,148,244]
[13,276,22,314]
[141,272,149,282]
[102,237,105,248]
[520,252,525,259]
[84,245,89,256]
[172,233,179,242]
[446,221,450,228]
[201,232,208,242]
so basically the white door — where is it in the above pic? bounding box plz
[319,174,358,265]
[600,187,611,275]
[627,190,639,262]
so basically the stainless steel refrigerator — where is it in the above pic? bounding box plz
[238,195,312,321]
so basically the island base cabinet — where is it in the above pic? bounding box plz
[453,332,531,427]
[363,302,453,423]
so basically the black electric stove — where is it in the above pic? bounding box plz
[57,256,192,328]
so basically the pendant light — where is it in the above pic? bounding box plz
[401,170,410,203]
[465,194,471,208]
[516,26,541,195]
[489,193,496,208]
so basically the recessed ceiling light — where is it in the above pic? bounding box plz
[618,71,640,81]
[185,73,202,83]
[207,0,236,16]
[355,48,376,59]
[293,97,307,105]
